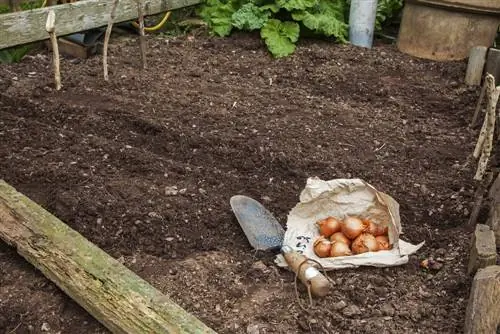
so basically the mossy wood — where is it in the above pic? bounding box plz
[0,180,216,334]
[0,0,201,49]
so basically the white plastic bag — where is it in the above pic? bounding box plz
[275,177,424,269]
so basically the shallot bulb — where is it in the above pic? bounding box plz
[341,216,366,240]
[316,216,342,237]
[351,233,378,254]
[330,232,352,247]
[330,241,352,257]
[313,236,332,258]
[375,235,391,250]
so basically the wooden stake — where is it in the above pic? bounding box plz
[103,0,119,81]
[474,74,500,181]
[0,180,217,334]
[471,78,487,128]
[45,10,61,90]
[137,0,147,69]
[467,172,493,228]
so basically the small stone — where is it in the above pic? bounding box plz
[41,322,50,331]
[261,196,272,202]
[165,186,178,196]
[251,261,268,272]
[342,305,361,317]
[380,304,395,316]
[246,323,261,334]
[198,188,207,195]
[435,248,446,256]
[332,300,347,310]
[374,287,388,295]
[419,286,431,298]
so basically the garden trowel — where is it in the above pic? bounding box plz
[230,195,330,297]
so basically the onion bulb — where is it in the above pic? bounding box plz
[341,216,366,240]
[330,232,352,247]
[364,219,388,237]
[330,241,352,257]
[316,216,342,237]
[375,235,391,250]
[313,236,332,258]
[351,233,378,254]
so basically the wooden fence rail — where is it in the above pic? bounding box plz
[0,0,201,49]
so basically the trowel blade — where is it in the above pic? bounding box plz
[230,195,285,251]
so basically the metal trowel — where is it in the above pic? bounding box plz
[230,195,331,297]
[229,195,285,251]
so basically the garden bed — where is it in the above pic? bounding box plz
[0,31,481,333]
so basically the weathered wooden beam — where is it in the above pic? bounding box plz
[464,265,500,334]
[0,0,201,49]
[0,180,216,334]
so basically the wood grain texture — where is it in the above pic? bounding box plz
[0,0,201,49]
[0,180,216,334]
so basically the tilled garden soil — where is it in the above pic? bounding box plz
[0,31,483,333]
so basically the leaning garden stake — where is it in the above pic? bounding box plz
[45,10,61,90]
[0,180,216,334]
[136,0,147,69]
[103,0,119,81]
[473,73,500,181]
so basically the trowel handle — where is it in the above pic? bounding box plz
[281,246,330,297]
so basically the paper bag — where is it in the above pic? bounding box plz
[275,177,424,269]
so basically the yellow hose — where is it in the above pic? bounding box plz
[131,11,171,32]
[40,0,171,32]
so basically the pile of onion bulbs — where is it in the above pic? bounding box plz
[313,215,392,258]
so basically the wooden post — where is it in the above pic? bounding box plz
[464,265,500,334]
[0,180,217,334]
[465,46,487,86]
[486,48,500,86]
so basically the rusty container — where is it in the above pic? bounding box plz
[397,0,500,61]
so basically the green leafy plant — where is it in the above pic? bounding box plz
[375,0,403,31]
[0,45,31,64]
[260,19,299,57]
[198,0,403,58]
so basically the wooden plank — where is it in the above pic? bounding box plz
[0,180,217,334]
[0,0,201,49]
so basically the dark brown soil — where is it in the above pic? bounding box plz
[0,30,483,333]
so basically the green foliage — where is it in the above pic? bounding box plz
[197,0,238,36]
[232,3,271,31]
[0,45,31,64]
[198,0,403,57]
[292,1,347,42]
[276,0,317,11]
[375,0,403,31]
[260,19,299,57]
